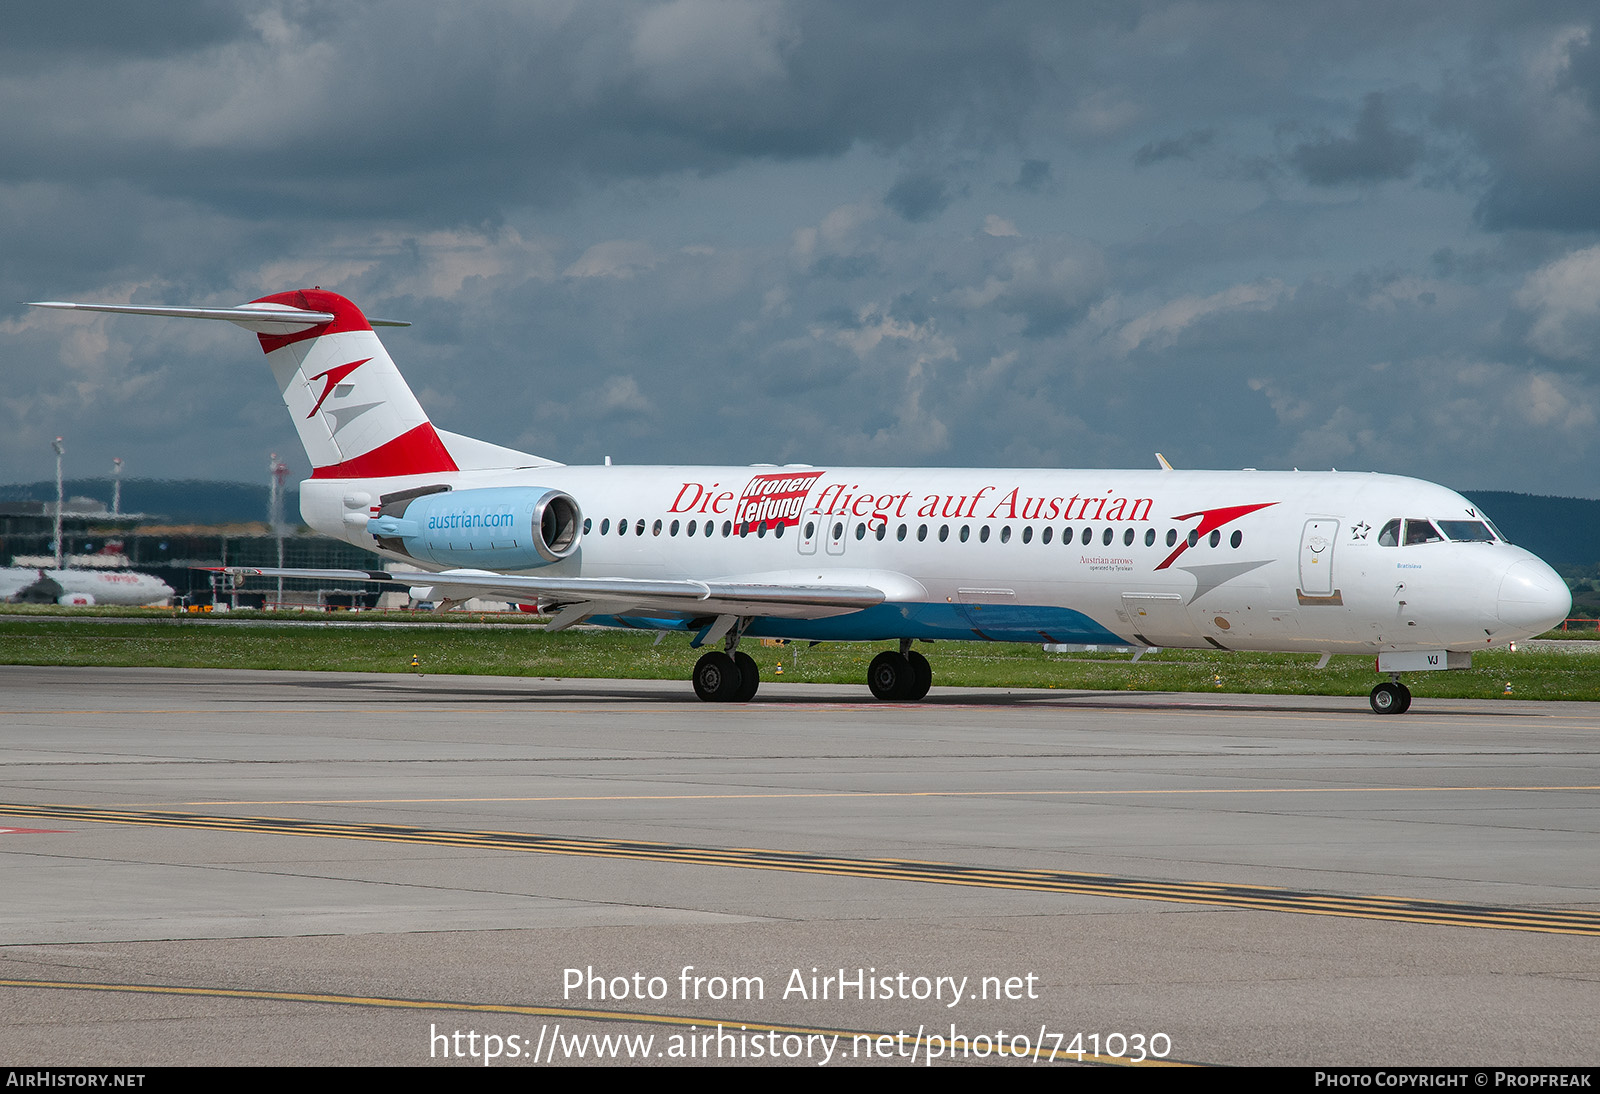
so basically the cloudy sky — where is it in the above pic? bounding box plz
[4,1,1600,498]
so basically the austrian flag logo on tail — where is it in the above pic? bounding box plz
[736,471,824,528]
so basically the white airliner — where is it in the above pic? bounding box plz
[0,566,174,606]
[32,290,1571,713]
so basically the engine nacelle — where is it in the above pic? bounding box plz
[58,593,95,606]
[366,485,582,569]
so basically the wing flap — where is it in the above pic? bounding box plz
[214,567,884,619]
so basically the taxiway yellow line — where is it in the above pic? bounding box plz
[1,801,1595,936]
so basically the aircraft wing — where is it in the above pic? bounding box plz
[214,567,885,622]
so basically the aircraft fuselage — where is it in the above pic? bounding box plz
[301,465,1567,655]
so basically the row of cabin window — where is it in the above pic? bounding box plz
[587,517,791,539]
[823,521,1244,549]
[581,516,1245,550]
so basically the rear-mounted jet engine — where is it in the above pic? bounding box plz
[366,485,582,569]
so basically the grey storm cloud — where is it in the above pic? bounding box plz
[884,171,953,223]
[8,2,1600,497]
[1012,160,1051,191]
[1133,129,1216,168]
[1287,94,1423,186]
[0,3,1563,225]
[1441,26,1600,231]
[0,0,251,71]
[0,1,1056,224]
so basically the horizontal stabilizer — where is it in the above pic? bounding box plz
[28,301,409,331]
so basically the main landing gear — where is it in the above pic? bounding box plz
[693,650,760,703]
[1369,679,1412,715]
[691,628,935,703]
[867,640,932,701]
[691,616,763,703]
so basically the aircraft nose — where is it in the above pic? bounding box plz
[1496,558,1570,634]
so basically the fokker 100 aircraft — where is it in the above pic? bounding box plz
[32,290,1571,713]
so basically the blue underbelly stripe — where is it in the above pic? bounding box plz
[590,602,1130,644]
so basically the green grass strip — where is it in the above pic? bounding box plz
[2,617,1595,701]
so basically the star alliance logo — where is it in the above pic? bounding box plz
[1351,521,1371,540]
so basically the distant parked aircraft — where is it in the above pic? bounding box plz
[0,566,174,606]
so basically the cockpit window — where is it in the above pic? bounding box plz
[1403,519,1443,545]
[1438,520,1495,542]
[1485,518,1510,544]
[1378,519,1401,547]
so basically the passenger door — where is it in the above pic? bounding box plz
[1299,519,1338,597]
